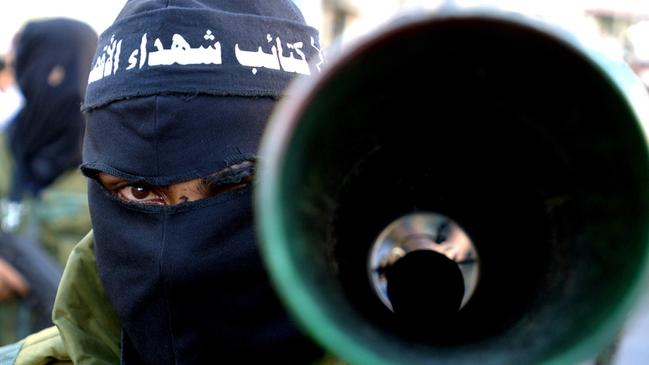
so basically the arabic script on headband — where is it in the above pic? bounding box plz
[88,30,325,84]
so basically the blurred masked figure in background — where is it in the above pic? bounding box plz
[0,18,96,344]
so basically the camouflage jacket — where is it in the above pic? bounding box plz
[0,133,91,345]
[0,233,344,365]
[0,233,120,365]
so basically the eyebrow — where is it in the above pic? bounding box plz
[205,161,255,184]
[198,161,256,197]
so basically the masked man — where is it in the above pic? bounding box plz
[0,1,332,364]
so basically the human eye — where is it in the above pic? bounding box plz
[96,173,167,205]
[115,183,166,205]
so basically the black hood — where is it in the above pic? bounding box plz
[81,1,325,363]
[8,18,97,199]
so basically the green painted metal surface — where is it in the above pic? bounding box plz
[256,7,649,365]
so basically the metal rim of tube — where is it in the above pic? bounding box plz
[256,7,649,365]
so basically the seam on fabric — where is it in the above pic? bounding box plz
[82,90,281,112]
[120,329,126,365]
[154,95,160,178]
[158,212,179,362]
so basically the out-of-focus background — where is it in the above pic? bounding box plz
[296,0,649,93]
[5,0,649,117]
[1,1,649,364]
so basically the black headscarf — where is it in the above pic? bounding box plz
[7,18,97,200]
[81,1,324,363]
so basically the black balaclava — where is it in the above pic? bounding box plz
[81,1,324,364]
[8,18,97,200]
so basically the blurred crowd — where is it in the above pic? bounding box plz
[0,18,95,344]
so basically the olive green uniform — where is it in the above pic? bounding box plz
[0,233,118,364]
[0,134,91,345]
[0,234,344,365]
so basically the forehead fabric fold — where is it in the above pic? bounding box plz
[82,95,274,185]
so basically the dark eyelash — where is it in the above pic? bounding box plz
[112,181,160,198]
[198,162,255,197]
[205,161,255,185]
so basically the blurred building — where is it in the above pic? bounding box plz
[304,0,649,88]
[585,2,649,88]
